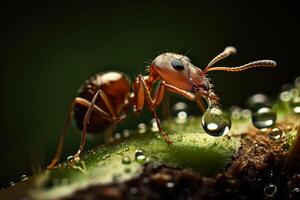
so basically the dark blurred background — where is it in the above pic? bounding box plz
[0,0,299,188]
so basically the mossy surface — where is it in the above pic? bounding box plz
[31,117,241,199]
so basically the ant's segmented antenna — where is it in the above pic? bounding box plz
[204,46,237,72]
[206,60,276,72]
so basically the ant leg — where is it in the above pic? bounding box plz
[161,81,196,101]
[47,101,75,169]
[73,90,122,158]
[136,75,173,144]
[47,97,120,169]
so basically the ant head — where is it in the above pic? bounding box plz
[150,53,198,91]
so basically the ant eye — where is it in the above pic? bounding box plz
[170,59,185,71]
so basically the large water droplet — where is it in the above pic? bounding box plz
[20,175,28,181]
[252,107,277,129]
[247,93,271,111]
[122,156,131,164]
[135,149,146,164]
[201,106,231,137]
[264,183,277,197]
[290,96,300,114]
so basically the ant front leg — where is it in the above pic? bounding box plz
[135,75,173,144]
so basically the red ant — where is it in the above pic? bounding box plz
[47,46,276,169]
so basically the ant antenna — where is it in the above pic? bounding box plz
[205,60,276,72]
[204,46,237,72]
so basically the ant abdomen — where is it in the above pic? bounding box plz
[73,72,131,133]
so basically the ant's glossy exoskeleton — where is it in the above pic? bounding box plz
[48,46,276,168]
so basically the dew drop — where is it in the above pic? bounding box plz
[291,187,300,198]
[20,175,28,181]
[172,102,188,114]
[241,109,251,119]
[269,127,282,140]
[252,107,276,129]
[135,149,146,164]
[124,146,129,152]
[122,156,131,164]
[137,123,147,134]
[67,156,74,162]
[150,119,159,132]
[246,93,271,111]
[290,96,300,114]
[282,142,290,151]
[9,182,15,187]
[114,132,121,140]
[201,106,231,137]
[102,153,110,160]
[264,183,277,197]
[280,91,293,102]
[166,181,175,188]
[124,167,131,173]
[175,111,188,124]
[230,106,242,120]
[123,129,130,138]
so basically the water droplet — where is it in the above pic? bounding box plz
[122,156,131,164]
[247,93,271,111]
[135,149,146,164]
[291,187,300,197]
[252,107,276,129]
[102,153,110,160]
[123,129,130,138]
[172,102,188,113]
[137,123,147,134]
[9,182,15,187]
[280,91,293,102]
[201,106,231,137]
[290,96,300,114]
[241,109,251,119]
[124,146,129,151]
[166,181,175,188]
[177,135,183,141]
[264,183,277,197]
[230,106,242,120]
[150,119,159,132]
[124,167,131,173]
[290,88,299,97]
[114,132,121,140]
[269,127,282,140]
[175,111,188,124]
[282,142,290,151]
[20,175,28,181]
[67,156,74,162]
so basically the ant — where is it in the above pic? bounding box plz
[47,46,276,169]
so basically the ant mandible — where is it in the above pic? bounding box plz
[47,46,276,169]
